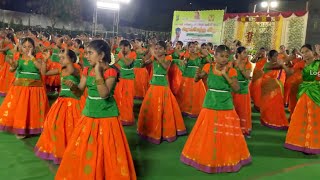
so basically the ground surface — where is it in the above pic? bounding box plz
[0,97,319,180]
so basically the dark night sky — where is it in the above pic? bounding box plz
[0,0,256,31]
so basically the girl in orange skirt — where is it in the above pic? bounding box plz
[176,42,208,118]
[181,45,251,173]
[0,37,49,139]
[137,41,186,144]
[250,48,267,111]
[168,41,184,95]
[46,47,62,95]
[284,49,302,109]
[35,49,84,164]
[145,43,156,82]
[278,45,289,105]
[285,44,320,154]
[260,50,289,130]
[0,33,16,96]
[55,40,136,179]
[133,39,149,99]
[287,60,305,119]
[114,40,136,126]
[38,32,52,86]
[231,47,252,136]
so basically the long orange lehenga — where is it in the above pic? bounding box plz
[133,51,149,99]
[176,56,206,118]
[181,63,251,173]
[250,58,267,110]
[55,67,136,179]
[232,61,252,136]
[168,51,183,96]
[114,52,136,126]
[260,65,288,130]
[137,56,186,144]
[35,68,85,164]
[46,49,62,93]
[0,58,49,135]
[284,60,320,154]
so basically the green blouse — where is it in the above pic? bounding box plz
[298,60,320,106]
[203,64,235,110]
[82,67,119,118]
[16,58,41,80]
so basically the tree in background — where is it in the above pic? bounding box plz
[35,0,81,29]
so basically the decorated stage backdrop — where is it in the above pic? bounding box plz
[222,11,309,51]
[171,10,225,45]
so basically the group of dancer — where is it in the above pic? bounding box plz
[0,28,319,179]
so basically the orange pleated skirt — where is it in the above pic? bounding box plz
[114,78,135,126]
[133,68,149,99]
[233,93,252,136]
[55,116,136,180]
[0,85,49,135]
[137,85,187,144]
[0,62,15,96]
[181,108,251,173]
[176,77,206,118]
[168,64,182,96]
[35,97,85,164]
[260,77,288,130]
[285,94,320,154]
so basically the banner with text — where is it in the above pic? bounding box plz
[171,10,225,45]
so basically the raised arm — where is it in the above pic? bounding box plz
[122,52,135,66]
[94,63,115,98]
[238,62,252,80]
[46,69,60,76]
[64,75,87,98]
[222,67,240,92]
[141,51,153,67]
[277,59,294,76]
[194,67,208,82]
